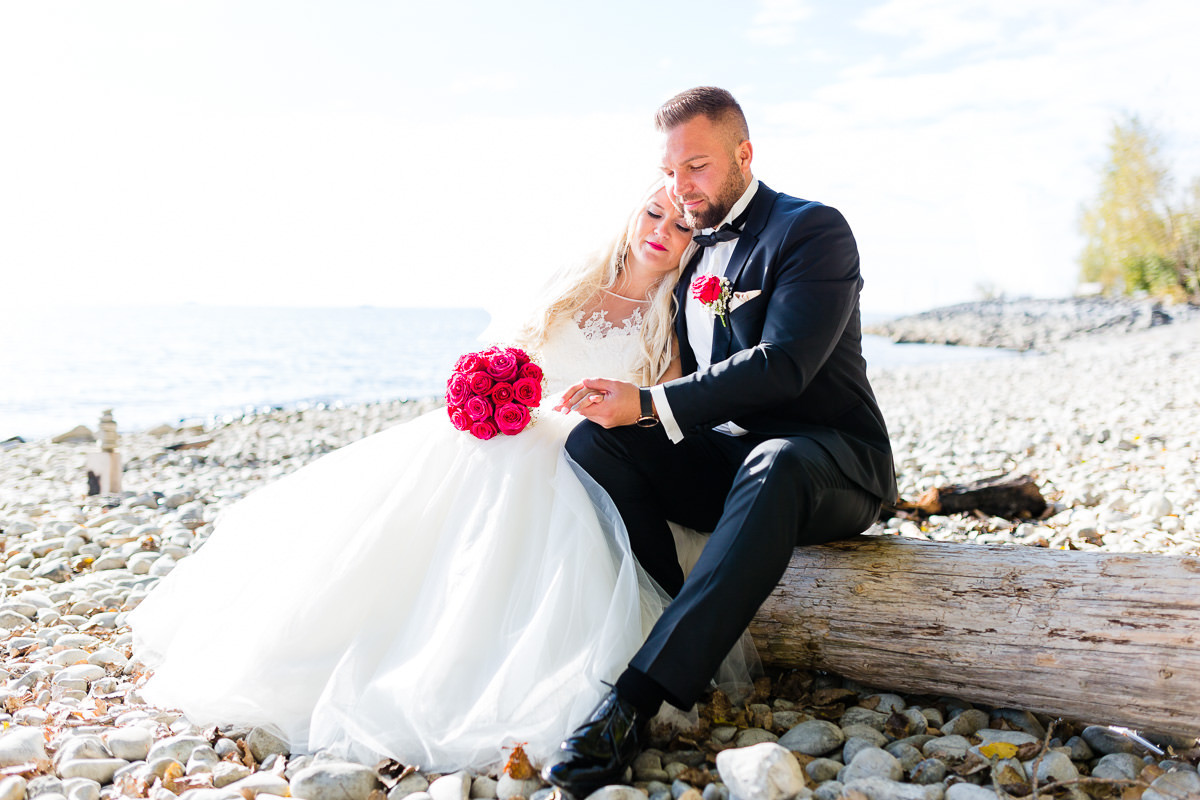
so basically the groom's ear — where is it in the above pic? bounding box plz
[735,139,753,175]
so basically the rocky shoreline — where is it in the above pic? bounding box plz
[864,296,1200,351]
[1,314,1198,800]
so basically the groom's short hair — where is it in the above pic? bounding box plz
[654,87,750,143]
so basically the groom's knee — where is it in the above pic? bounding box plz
[565,420,605,465]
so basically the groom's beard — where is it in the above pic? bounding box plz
[682,162,746,230]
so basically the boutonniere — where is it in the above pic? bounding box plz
[691,274,733,327]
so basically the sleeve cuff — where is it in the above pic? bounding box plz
[649,384,684,443]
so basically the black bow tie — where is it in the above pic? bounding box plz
[692,205,752,248]
[692,224,740,248]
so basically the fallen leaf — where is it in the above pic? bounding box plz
[979,742,1019,760]
[503,742,535,780]
[811,688,856,706]
[884,711,912,740]
[675,767,714,788]
[952,753,990,776]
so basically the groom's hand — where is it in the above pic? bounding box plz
[556,378,641,428]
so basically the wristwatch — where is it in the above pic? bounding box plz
[635,388,659,428]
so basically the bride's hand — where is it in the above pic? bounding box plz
[561,378,641,428]
[555,381,606,414]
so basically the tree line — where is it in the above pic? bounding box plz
[1080,115,1200,301]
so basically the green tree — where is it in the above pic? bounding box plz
[1079,115,1199,300]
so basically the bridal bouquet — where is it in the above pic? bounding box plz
[446,345,544,440]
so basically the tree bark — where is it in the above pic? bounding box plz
[749,535,1200,738]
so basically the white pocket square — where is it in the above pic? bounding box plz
[729,289,762,312]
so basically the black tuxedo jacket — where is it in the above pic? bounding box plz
[665,181,897,505]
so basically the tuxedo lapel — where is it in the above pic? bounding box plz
[709,184,775,364]
[675,249,703,374]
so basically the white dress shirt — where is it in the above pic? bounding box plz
[650,179,760,443]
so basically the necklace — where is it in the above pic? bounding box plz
[603,287,651,303]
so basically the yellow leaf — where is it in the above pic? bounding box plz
[979,742,1019,760]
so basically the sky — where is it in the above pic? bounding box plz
[3,0,1198,316]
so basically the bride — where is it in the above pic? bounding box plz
[128,183,696,772]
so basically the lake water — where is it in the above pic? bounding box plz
[1,306,1012,441]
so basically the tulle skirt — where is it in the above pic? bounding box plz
[129,406,670,772]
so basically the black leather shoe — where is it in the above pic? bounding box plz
[542,687,647,797]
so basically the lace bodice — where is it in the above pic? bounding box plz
[536,306,647,393]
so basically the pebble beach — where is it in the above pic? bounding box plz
[1,302,1198,800]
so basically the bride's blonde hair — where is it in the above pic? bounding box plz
[516,180,694,385]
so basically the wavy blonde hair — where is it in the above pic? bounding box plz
[516,180,694,385]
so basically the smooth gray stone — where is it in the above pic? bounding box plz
[494,774,540,800]
[733,728,778,748]
[428,772,470,800]
[104,728,152,762]
[469,776,497,799]
[389,774,430,800]
[1065,735,1093,761]
[0,777,27,800]
[291,763,383,800]
[1081,725,1138,755]
[53,736,110,764]
[842,736,881,766]
[582,789,648,800]
[944,785,997,799]
[812,783,843,800]
[863,694,907,714]
[922,736,971,761]
[1092,752,1145,781]
[700,783,727,800]
[840,748,902,783]
[26,775,64,798]
[884,742,924,772]
[1024,750,1078,784]
[246,726,289,761]
[56,759,129,785]
[1144,770,1200,800]
[0,726,49,766]
[940,709,988,737]
[899,709,928,736]
[840,707,889,731]
[804,758,842,783]
[146,735,208,766]
[777,720,844,756]
[992,709,1046,738]
[841,776,945,799]
[842,725,888,749]
[908,758,946,785]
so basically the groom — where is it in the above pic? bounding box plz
[545,86,897,795]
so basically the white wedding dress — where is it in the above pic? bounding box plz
[129,307,680,772]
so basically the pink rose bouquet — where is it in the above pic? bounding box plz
[446,345,543,440]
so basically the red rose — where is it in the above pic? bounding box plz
[507,346,531,366]
[471,419,499,440]
[455,353,483,373]
[465,395,494,422]
[692,275,723,305]
[446,373,472,407]
[495,402,531,435]
[490,381,514,404]
[485,350,519,381]
[513,376,542,406]
[518,362,543,382]
[449,408,472,432]
[469,371,494,395]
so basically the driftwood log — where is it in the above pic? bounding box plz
[749,535,1200,738]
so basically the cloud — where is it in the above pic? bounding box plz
[745,0,814,47]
